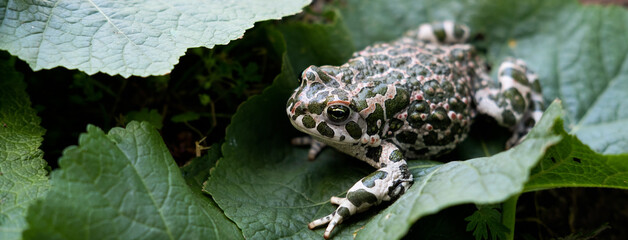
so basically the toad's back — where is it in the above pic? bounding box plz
[309,35,482,158]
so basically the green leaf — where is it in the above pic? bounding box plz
[125,108,163,129]
[181,143,221,196]
[468,0,628,155]
[0,59,50,240]
[524,120,628,191]
[203,6,566,237]
[204,13,364,239]
[0,0,311,77]
[205,1,628,239]
[23,122,242,240]
[204,1,628,239]
[171,112,201,123]
[464,206,509,240]
[353,102,563,240]
[272,10,355,72]
[339,0,467,50]
[180,143,227,212]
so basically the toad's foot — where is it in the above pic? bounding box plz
[405,20,470,44]
[292,136,327,161]
[308,143,412,238]
[474,58,544,148]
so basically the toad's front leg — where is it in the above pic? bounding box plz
[308,142,413,239]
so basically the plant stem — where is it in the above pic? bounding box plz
[502,193,520,240]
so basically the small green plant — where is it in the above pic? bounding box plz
[466,205,510,240]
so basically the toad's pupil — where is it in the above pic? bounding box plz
[327,105,349,122]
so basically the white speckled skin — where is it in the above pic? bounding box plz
[286,21,544,239]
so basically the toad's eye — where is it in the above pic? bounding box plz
[326,105,351,124]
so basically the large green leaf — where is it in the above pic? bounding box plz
[203,15,365,239]
[272,10,355,73]
[0,59,50,240]
[180,143,226,210]
[202,10,562,238]
[181,143,222,196]
[340,0,628,155]
[23,122,242,240]
[204,1,628,239]
[362,102,563,240]
[338,0,467,50]
[470,1,628,156]
[0,0,311,77]
[525,121,628,191]
[355,100,615,240]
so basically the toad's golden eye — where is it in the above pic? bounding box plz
[326,105,350,124]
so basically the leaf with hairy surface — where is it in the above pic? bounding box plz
[0,59,50,240]
[23,122,242,240]
[0,0,311,77]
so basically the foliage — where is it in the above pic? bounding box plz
[0,59,50,240]
[525,119,628,191]
[465,205,510,240]
[0,0,311,77]
[124,108,163,129]
[23,122,241,240]
[0,0,627,240]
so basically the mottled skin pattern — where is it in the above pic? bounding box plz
[286,21,544,239]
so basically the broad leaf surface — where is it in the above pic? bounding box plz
[0,0,311,77]
[0,59,49,240]
[181,143,222,196]
[204,11,563,238]
[205,0,628,239]
[23,122,242,240]
[525,121,628,191]
[353,102,562,240]
[180,143,225,210]
[340,0,628,154]
[204,16,364,239]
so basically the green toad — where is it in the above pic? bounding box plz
[286,21,544,239]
